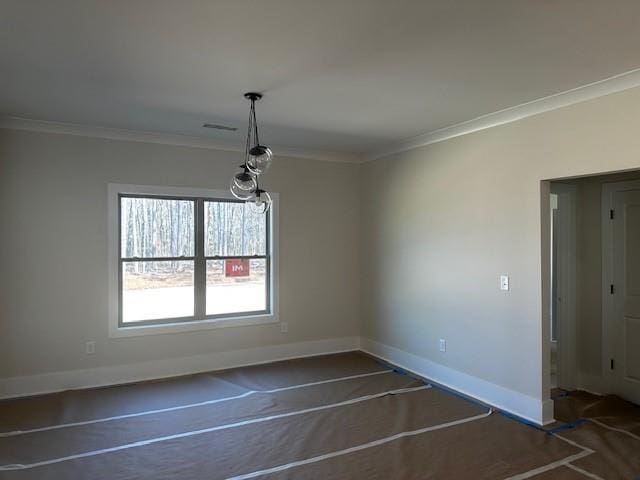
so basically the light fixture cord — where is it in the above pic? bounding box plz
[244,99,254,167]
[252,98,260,147]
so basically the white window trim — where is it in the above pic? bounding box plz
[107,183,279,338]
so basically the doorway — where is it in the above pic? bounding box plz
[546,172,640,406]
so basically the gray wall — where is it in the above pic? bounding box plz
[0,129,360,378]
[361,86,640,400]
[5,85,640,407]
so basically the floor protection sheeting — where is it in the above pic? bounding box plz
[0,353,637,479]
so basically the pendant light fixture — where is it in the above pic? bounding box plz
[229,92,273,213]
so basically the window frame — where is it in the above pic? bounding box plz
[108,184,278,338]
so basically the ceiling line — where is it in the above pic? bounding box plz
[0,116,364,164]
[367,66,640,162]
[4,65,640,165]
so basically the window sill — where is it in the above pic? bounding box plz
[109,313,279,338]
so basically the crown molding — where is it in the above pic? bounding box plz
[6,65,640,165]
[367,67,640,161]
[0,116,364,164]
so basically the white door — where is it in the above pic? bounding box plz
[611,188,640,404]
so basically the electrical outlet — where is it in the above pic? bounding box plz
[500,275,509,291]
[439,339,446,352]
[280,322,288,333]
[85,341,96,355]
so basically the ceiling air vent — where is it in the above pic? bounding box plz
[202,123,237,131]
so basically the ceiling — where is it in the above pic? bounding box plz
[2,0,640,157]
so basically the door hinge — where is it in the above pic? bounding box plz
[610,358,615,370]
[610,209,615,220]
[610,284,615,295]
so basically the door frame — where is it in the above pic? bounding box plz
[550,183,577,390]
[601,179,640,392]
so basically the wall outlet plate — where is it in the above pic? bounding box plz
[85,341,96,355]
[439,338,446,352]
[500,275,509,291]
[280,322,288,333]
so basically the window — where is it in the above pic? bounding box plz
[109,185,277,336]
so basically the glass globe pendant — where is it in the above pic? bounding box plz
[233,165,257,191]
[249,188,272,214]
[247,145,273,175]
[228,92,273,213]
[230,177,256,200]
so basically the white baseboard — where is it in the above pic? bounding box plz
[360,338,554,425]
[0,336,359,400]
[577,372,607,396]
[0,335,554,426]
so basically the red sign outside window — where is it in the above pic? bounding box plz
[225,259,250,277]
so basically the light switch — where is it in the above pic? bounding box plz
[500,275,509,291]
